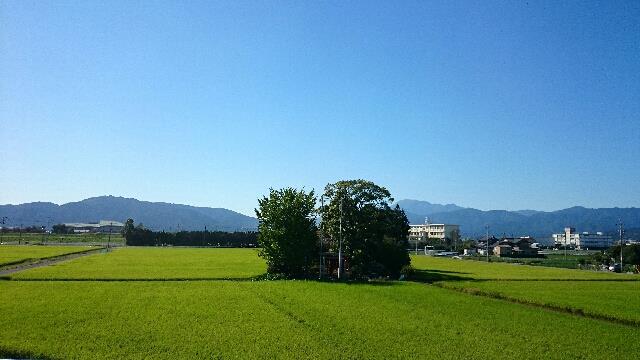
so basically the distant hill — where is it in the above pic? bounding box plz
[3,196,638,240]
[395,199,465,216]
[0,196,257,231]
[398,200,640,240]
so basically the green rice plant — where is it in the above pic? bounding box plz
[1,280,639,359]
[0,245,96,267]
[11,247,266,280]
[0,233,125,244]
[410,255,637,281]
[438,280,640,325]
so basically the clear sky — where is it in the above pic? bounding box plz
[1,0,639,216]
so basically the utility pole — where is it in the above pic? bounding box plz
[319,196,324,280]
[45,218,51,244]
[454,230,458,253]
[618,220,624,270]
[108,221,112,250]
[338,197,343,280]
[203,226,207,247]
[415,223,419,256]
[19,224,23,245]
[564,232,567,261]
[0,216,7,244]
[425,217,430,254]
[485,224,490,262]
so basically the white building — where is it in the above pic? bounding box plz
[409,223,460,242]
[552,227,612,249]
[64,220,124,234]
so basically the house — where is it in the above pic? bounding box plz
[477,236,500,255]
[493,244,513,257]
[492,237,539,257]
[514,237,539,257]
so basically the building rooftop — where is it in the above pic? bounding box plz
[64,220,124,228]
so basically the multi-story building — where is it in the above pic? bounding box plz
[552,227,613,249]
[409,223,460,242]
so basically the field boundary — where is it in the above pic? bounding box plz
[469,278,639,282]
[432,281,640,328]
[0,247,105,268]
[3,276,261,282]
[0,247,106,276]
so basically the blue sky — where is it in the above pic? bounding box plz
[1,0,639,216]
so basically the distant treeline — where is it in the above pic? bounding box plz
[0,226,45,233]
[126,228,259,247]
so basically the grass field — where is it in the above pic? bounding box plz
[411,255,640,325]
[0,245,96,267]
[10,247,266,280]
[0,232,125,244]
[2,249,640,359]
[463,253,602,270]
[1,280,639,359]
[439,280,640,324]
[410,255,636,280]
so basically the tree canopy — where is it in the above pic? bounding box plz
[255,188,318,278]
[319,179,410,279]
[121,218,134,239]
[52,224,74,234]
[609,244,640,266]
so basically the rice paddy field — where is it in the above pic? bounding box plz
[0,233,125,245]
[439,280,640,324]
[410,255,636,280]
[411,256,640,325]
[0,245,96,267]
[10,247,266,280]
[1,248,640,359]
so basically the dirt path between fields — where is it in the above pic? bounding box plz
[0,247,108,277]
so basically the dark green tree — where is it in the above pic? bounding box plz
[121,218,135,239]
[609,244,640,267]
[255,188,318,278]
[319,179,410,279]
[52,224,72,234]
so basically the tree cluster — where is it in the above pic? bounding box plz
[255,179,411,280]
[123,224,258,247]
[608,244,640,266]
[255,188,318,278]
[0,226,45,233]
[52,224,75,234]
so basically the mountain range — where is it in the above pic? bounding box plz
[0,196,257,232]
[397,199,640,240]
[1,196,638,241]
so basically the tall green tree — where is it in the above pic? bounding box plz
[255,188,318,278]
[609,244,640,267]
[52,224,72,234]
[121,218,135,239]
[320,179,410,279]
